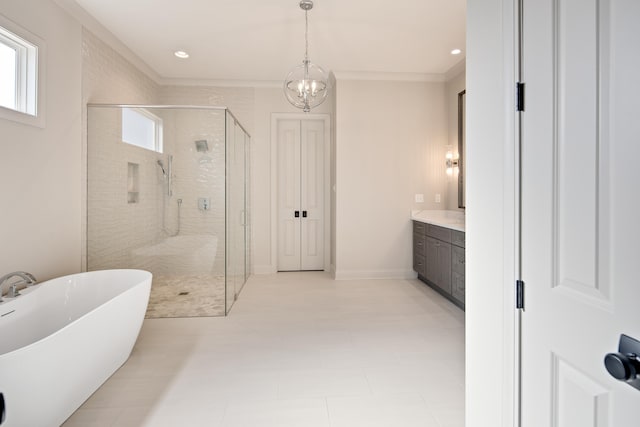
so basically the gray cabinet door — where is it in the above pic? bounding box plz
[426,236,451,293]
[452,271,465,304]
[451,245,465,303]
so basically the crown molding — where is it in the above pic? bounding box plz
[331,70,447,82]
[158,78,282,89]
[444,58,466,81]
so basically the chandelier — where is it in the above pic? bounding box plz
[283,0,330,112]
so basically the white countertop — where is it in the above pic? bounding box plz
[411,210,465,232]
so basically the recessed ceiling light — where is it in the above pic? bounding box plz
[451,49,462,55]
[174,50,189,59]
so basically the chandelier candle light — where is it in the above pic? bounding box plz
[284,0,330,112]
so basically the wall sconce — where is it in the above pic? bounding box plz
[446,150,459,176]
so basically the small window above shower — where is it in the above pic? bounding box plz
[122,107,163,153]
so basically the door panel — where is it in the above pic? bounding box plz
[277,120,301,271]
[301,120,325,270]
[521,0,639,425]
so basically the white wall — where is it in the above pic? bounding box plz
[446,68,466,210]
[334,79,448,279]
[0,0,82,280]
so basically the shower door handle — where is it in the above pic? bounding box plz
[294,211,300,218]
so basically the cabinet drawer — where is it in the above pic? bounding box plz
[451,230,465,248]
[413,221,426,235]
[452,246,465,275]
[426,224,451,242]
[413,254,426,276]
[414,233,425,256]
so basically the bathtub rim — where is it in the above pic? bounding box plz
[0,269,152,357]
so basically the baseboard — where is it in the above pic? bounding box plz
[252,265,277,275]
[333,269,418,280]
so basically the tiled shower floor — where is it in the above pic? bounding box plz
[145,274,226,318]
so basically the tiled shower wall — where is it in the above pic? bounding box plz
[81,28,160,271]
[87,107,165,271]
[159,85,254,135]
[82,28,252,278]
[87,107,227,276]
[161,108,227,275]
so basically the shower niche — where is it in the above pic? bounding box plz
[87,105,250,317]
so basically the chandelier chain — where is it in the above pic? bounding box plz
[305,10,309,61]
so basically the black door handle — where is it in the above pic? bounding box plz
[294,211,300,218]
[1,392,5,425]
[302,211,307,218]
[605,334,640,391]
[605,353,640,381]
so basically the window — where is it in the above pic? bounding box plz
[0,24,38,116]
[0,14,44,127]
[122,108,163,153]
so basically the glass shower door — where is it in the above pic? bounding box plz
[225,113,247,314]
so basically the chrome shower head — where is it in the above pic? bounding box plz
[157,160,166,175]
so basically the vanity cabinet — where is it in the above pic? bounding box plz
[413,221,465,309]
[425,236,451,294]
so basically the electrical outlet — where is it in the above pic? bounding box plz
[415,193,424,203]
[435,193,441,203]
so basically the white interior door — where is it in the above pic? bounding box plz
[520,0,640,425]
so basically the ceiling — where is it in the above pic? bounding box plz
[71,0,466,83]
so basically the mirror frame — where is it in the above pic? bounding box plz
[458,90,466,209]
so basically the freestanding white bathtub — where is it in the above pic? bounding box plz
[0,269,151,427]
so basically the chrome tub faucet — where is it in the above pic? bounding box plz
[0,271,37,301]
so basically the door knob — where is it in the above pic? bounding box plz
[605,353,640,381]
[604,334,640,391]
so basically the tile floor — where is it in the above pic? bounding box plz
[145,275,226,318]
[63,272,465,427]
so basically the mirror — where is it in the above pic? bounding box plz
[458,90,466,209]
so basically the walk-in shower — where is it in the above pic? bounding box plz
[86,105,250,317]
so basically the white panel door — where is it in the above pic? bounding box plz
[521,0,640,425]
[277,120,302,271]
[277,118,325,271]
[300,120,325,270]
